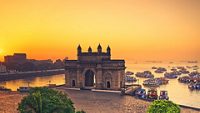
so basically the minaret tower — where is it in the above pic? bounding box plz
[107,45,111,55]
[88,46,92,53]
[97,44,102,54]
[77,44,82,55]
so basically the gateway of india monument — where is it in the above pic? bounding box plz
[65,44,126,90]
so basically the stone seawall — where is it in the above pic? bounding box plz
[0,69,65,82]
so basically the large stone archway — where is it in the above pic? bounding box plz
[65,44,125,90]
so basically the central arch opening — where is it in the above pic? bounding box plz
[85,70,95,87]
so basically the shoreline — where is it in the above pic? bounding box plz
[0,69,65,82]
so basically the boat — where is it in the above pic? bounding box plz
[156,77,169,85]
[143,79,160,87]
[159,90,169,100]
[147,89,158,101]
[188,82,200,90]
[178,76,191,83]
[179,69,190,74]
[152,66,157,69]
[189,71,200,78]
[177,66,185,70]
[143,77,169,87]
[124,84,142,95]
[135,88,146,99]
[17,87,31,92]
[135,71,154,78]
[192,65,199,70]
[48,84,57,88]
[125,76,137,83]
[171,68,177,71]
[125,71,134,76]
[0,86,11,91]
[164,72,178,79]
[154,67,167,73]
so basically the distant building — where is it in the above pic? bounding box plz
[0,62,6,73]
[65,44,126,90]
[4,53,27,63]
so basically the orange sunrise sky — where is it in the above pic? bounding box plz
[0,0,200,62]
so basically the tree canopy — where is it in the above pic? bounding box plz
[18,87,85,113]
[147,100,180,113]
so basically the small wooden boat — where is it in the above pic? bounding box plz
[147,89,158,101]
[0,86,11,91]
[17,87,31,92]
[135,71,154,78]
[159,90,169,100]
[188,82,200,90]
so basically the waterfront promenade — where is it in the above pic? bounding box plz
[0,87,199,113]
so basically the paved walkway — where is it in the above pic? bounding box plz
[57,88,200,113]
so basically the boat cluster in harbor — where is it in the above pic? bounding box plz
[123,84,169,101]
[127,64,200,91]
[178,71,200,90]
[134,88,169,101]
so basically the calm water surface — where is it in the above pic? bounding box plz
[0,62,200,108]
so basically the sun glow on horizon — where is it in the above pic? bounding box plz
[0,0,200,62]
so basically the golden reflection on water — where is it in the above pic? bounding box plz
[0,74,65,91]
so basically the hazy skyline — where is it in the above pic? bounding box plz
[0,0,200,62]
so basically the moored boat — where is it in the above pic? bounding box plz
[126,71,134,76]
[147,89,158,101]
[0,86,11,91]
[17,87,31,92]
[159,90,169,100]
[188,82,200,90]
[135,88,146,99]
[154,67,167,73]
[164,72,178,79]
[125,76,137,83]
[135,71,154,78]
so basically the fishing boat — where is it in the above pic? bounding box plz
[159,90,169,100]
[125,76,137,83]
[147,89,158,101]
[17,87,31,92]
[188,82,200,90]
[179,69,190,74]
[143,77,168,87]
[189,71,200,78]
[154,67,167,73]
[126,71,134,76]
[152,66,157,69]
[143,79,160,87]
[0,86,11,91]
[178,76,191,83]
[164,72,178,79]
[135,88,146,99]
[135,71,154,78]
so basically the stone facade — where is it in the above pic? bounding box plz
[65,44,125,90]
